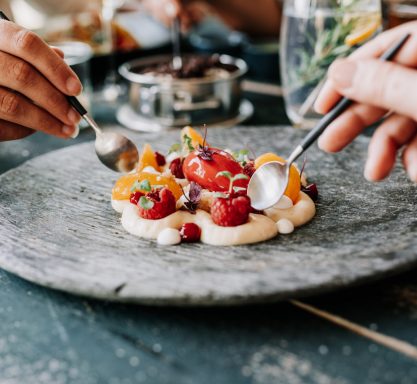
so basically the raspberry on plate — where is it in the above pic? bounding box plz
[169,158,185,179]
[180,223,201,242]
[138,187,176,220]
[211,194,251,227]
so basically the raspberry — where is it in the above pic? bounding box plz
[138,187,176,220]
[302,183,318,202]
[243,161,256,178]
[169,157,185,179]
[180,223,201,243]
[130,191,144,205]
[155,152,166,167]
[211,194,251,227]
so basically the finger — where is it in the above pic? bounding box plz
[318,103,386,152]
[0,51,81,126]
[364,114,417,181]
[0,87,77,138]
[325,59,417,121]
[0,120,34,142]
[403,134,417,182]
[315,23,417,114]
[0,20,82,96]
[51,46,65,58]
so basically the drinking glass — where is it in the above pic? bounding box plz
[280,0,382,129]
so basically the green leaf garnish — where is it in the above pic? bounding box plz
[139,179,152,192]
[233,149,250,165]
[233,186,246,193]
[168,143,181,154]
[216,171,233,180]
[183,134,194,151]
[139,196,154,210]
[214,192,228,199]
[130,180,141,193]
[232,173,249,182]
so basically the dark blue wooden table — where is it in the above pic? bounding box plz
[1,91,416,384]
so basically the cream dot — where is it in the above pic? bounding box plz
[157,228,181,245]
[275,195,293,209]
[277,218,294,234]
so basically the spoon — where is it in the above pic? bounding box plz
[248,33,411,211]
[67,97,139,173]
[0,11,139,173]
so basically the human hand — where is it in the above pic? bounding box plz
[142,0,207,30]
[315,21,417,183]
[0,20,82,142]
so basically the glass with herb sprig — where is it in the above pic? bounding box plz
[280,0,382,129]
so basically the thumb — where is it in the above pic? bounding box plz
[328,58,417,122]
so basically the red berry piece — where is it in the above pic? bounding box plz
[155,152,166,167]
[302,183,318,202]
[180,223,202,243]
[138,187,176,220]
[243,161,256,178]
[169,157,185,179]
[130,191,144,205]
[211,194,251,227]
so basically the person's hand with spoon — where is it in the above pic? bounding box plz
[315,21,417,183]
[0,17,82,142]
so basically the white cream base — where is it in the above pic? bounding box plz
[112,190,315,246]
[264,192,316,227]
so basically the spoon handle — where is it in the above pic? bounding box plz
[291,32,411,164]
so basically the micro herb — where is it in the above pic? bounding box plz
[215,172,249,195]
[181,182,202,213]
[196,125,214,161]
[139,196,154,210]
[233,149,250,166]
[130,180,141,193]
[139,179,152,192]
[168,143,181,154]
[183,134,194,151]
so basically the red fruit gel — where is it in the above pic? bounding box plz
[169,158,185,179]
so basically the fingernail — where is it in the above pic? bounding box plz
[329,60,357,89]
[364,162,375,182]
[70,125,80,139]
[67,108,81,125]
[66,76,82,95]
[62,125,76,137]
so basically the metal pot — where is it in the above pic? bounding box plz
[119,54,248,127]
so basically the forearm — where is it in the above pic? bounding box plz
[208,0,281,37]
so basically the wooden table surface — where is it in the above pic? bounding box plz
[1,91,416,384]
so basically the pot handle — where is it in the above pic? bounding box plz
[173,98,221,112]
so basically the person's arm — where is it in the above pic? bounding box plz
[314,21,417,183]
[0,19,82,141]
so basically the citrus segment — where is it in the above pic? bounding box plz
[181,126,206,150]
[254,153,301,203]
[345,16,381,47]
[112,172,183,201]
[137,144,161,172]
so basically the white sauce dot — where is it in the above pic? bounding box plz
[275,195,293,209]
[142,166,160,174]
[277,218,294,234]
[157,228,181,245]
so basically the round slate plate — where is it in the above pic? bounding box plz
[0,126,416,306]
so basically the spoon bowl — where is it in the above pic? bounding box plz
[248,161,290,210]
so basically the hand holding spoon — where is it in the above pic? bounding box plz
[248,33,411,211]
[0,11,139,173]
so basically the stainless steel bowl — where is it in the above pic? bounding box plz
[119,54,248,127]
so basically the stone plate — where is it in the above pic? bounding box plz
[0,126,416,306]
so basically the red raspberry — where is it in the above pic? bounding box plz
[302,183,318,202]
[211,194,251,227]
[155,152,166,167]
[130,191,144,205]
[180,223,201,243]
[138,188,176,220]
[169,157,185,179]
[243,161,256,178]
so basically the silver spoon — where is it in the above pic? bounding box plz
[248,33,411,211]
[68,97,139,173]
[0,11,139,173]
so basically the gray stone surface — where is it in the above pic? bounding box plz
[0,126,416,306]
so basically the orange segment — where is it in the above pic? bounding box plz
[344,14,381,47]
[137,144,161,172]
[255,153,301,203]
[181,126,206,150]
[112,172,183,201]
